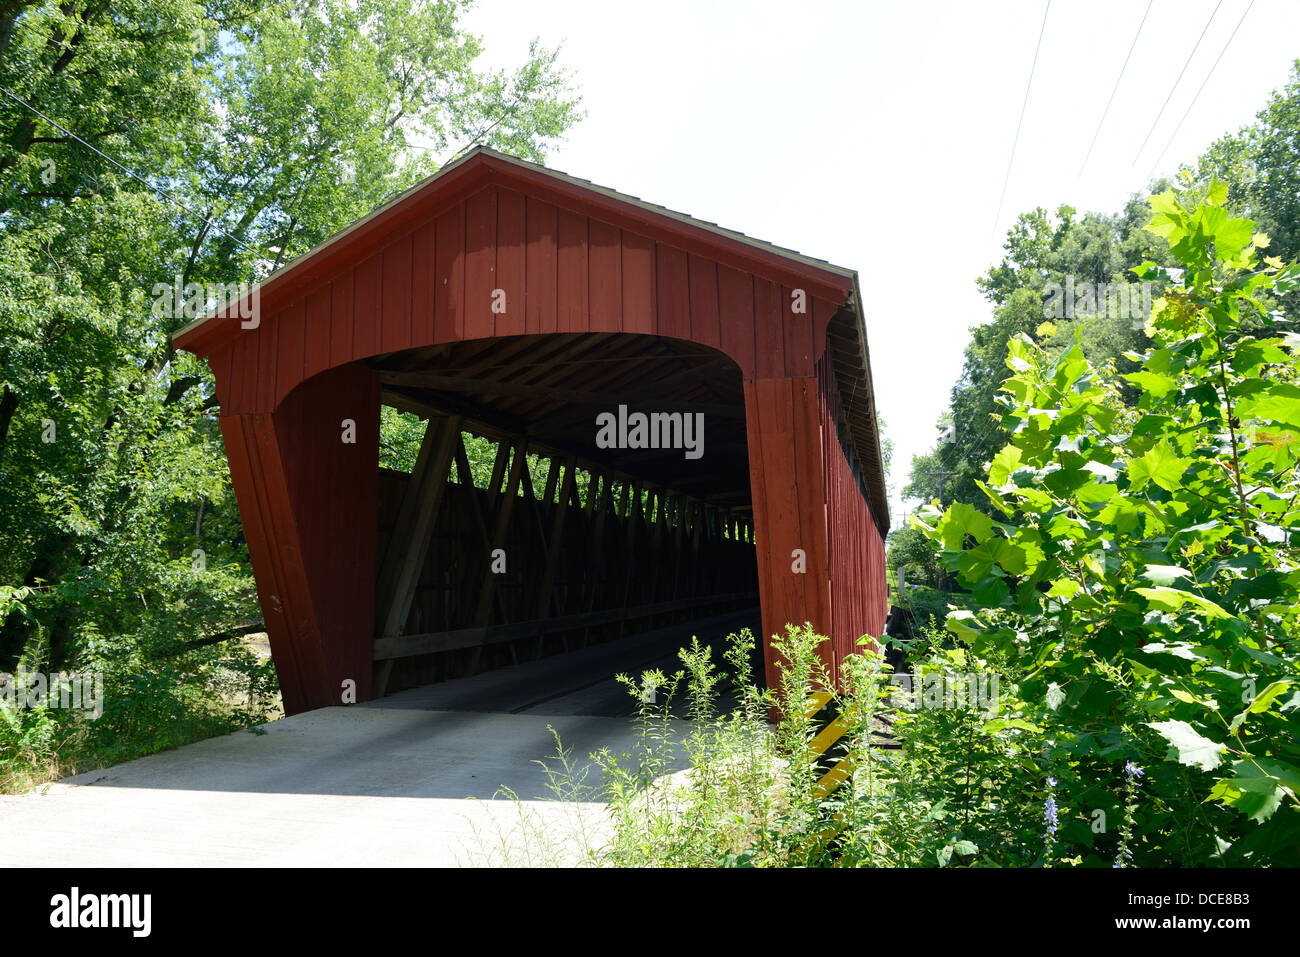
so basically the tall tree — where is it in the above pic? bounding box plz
[0,0,581,693]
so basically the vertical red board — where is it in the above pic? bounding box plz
[655,243,689,342]
[621,231,654,335]
[228,330,255,414]
[411,220,435,347]
[743,376,838,689]
[353,253,383,360]
[275,298,306,408]
[220,414,308,713]
[248,412,327,712]
[464,188,497,341]
[588,219,621,333]
[249,414,319,672]
[753,278,784,379]
[688,253,720,350]
[381,233,413,354]
[782,285,814,377]
[718,265,755,378]
[556,208,588,333]
[495,188,526,338]
[330,275,353,368]
[759,379,800,629]
[208,342,232,412]
[434,202,465,343]
[275,363,380,707]
[240,331,262,414]
[303,285,332,382]
[790,376,832,678]
[255,316,278,412]
[525,196,557,335]
[812,295,834,363]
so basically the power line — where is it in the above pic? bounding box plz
[1147,0,1254,179]
[426,94,526,168]
[0,85,258,254]
[990,0,1052,250]
[1131,0,1223,168]
[1078,0,1153,179]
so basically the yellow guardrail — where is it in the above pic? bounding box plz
[804,692,853,800]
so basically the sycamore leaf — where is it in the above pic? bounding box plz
[983,717,1041,734]
[944,610,981,644]
[1248,680,1294,714]
[1139,641,1206,661]
[1148,719,1224,772]
[936,502,994,550]
[1134,586,1230,619]
[1238,385,1300,431]
[1212,761,1293,823]
[1213,216,1256,254]
[1123,370,1177,399]
[1047,579,1080,599]
[1128,442,1190,493]
[1149,190,1182,216]
[1141,564,1191,587]
[988,445,1024,487]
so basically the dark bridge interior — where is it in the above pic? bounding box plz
[364,333,759,696]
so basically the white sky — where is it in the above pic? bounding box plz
[457,0,1300,524]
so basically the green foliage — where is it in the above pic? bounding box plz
[1195,60,1300,313]
[523,623,1031,867]
[892,63,1300,610]
[0,0,581,788]
[905,200,1168,516]
[915,185,1300,864]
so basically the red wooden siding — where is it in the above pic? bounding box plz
[744,376,836,687]
[745,364,888,692]
[210,186,840,417]
[221,363,380,713]
[817,353,889,663]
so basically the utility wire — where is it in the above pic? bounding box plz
[1078,0,1153,179]
[1147,0,1254,179]
[990,0,1051,250]
[1131,0,1223,168]
[0,85,259,254]
[446,106,515,162]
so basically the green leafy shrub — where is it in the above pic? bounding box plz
[540,624,1016,868]
[914,182,1300,865]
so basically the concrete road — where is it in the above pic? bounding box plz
[0,611,758,867]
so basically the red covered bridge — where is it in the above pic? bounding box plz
[173,148,889,715]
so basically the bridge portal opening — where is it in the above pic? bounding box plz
[366,333,759,696]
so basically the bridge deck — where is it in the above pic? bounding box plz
[0,611,758,867]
